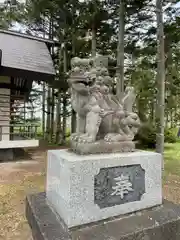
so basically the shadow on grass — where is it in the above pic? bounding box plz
[164,145,175,151]
[164,158,180,177]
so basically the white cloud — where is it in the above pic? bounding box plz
[175,1,180,8]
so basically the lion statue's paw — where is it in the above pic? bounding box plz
[78,133,96,143]
[71,133,80,142]
[104,133,129,142]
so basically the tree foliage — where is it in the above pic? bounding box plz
[2,0,180,145]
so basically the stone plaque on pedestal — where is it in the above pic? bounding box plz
[94,164,145,208]
[46,149,162,228]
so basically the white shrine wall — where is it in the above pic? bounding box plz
[0,76,39,148]
[0,76,10,141]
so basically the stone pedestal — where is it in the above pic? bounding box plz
[46,150,162,228]
[26,193,180,240]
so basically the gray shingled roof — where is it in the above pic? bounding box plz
[0,30,56,80]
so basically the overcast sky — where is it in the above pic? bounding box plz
[0,0,24,2]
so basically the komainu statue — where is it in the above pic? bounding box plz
[68,55,140,154]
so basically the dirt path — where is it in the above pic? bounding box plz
[0,150,46,240]
[163,174,180,204]
[0,149,179,240]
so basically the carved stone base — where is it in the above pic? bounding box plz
[46,150,162,228]
[70,140,135,155]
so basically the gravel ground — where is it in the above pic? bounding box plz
[0,149,46,240]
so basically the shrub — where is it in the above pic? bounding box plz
[135,124,177,149]
[134,123,156,149]
[164,128,177,143]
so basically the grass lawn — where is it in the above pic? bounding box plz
[164,142,180,177]
[163,142,180,205]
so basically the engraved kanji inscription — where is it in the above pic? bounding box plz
[94,165,145,208]
[111,174,134,198]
